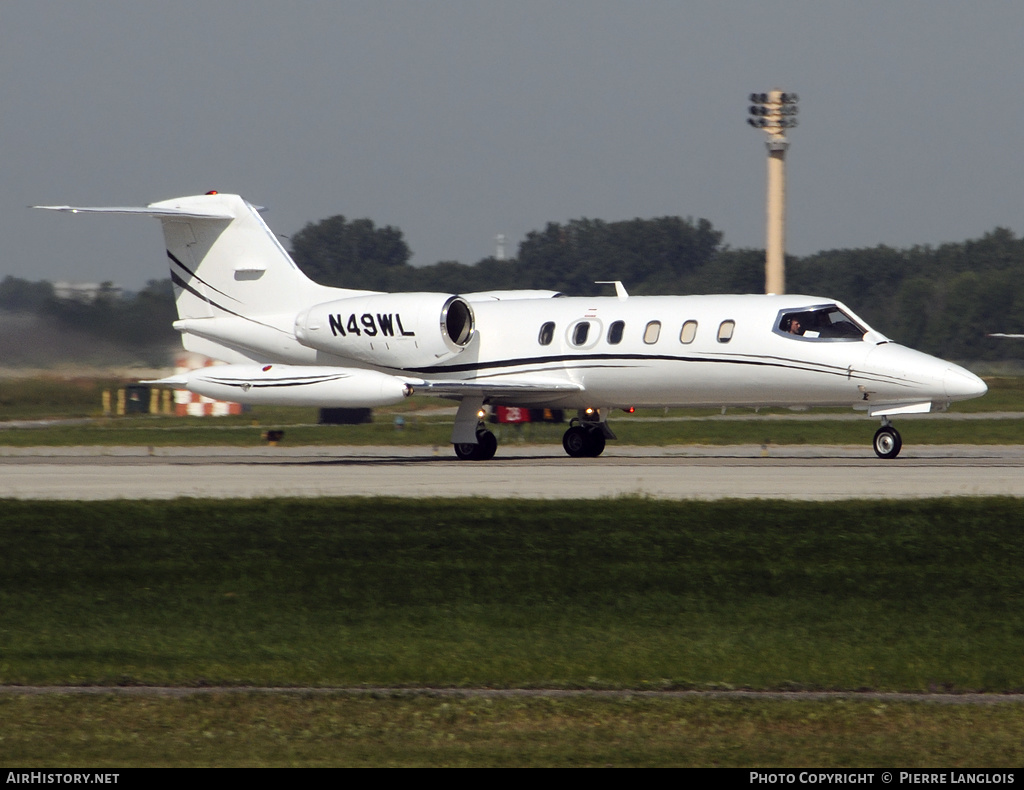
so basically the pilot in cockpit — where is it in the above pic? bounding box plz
[783,315,804,335]
[781,308,865,340]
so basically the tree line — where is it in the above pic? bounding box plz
[5,213,1024,363]
[289,213,1024,361]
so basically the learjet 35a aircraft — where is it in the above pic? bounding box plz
[37,192,987,459]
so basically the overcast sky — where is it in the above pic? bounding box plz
[4,1,1024,290]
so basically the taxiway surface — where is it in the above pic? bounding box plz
[3,444,1024,500]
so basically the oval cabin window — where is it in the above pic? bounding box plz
[643,321,662,344]
[538,321,555,346]
[717,320,735,343]
[679,320,697,344]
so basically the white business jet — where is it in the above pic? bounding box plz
[37,192,987,459]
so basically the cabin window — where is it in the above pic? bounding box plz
[776,306,866,341]
[607,320,625,345]
[572,321,591,346]
[679,320,698,344]
[717,320,735,343]
[538,321,555,346]
[643,321,662,344]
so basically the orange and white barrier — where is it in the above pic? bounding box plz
[174,354,243,417]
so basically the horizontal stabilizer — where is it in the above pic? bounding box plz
[33,205,234,220]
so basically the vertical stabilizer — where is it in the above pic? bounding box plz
[35,192,370,362]
[149,193,340,321]
[36,193,364,322]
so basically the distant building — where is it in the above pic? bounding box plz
[53,281,123,302]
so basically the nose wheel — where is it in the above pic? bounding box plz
[873,425,902,459]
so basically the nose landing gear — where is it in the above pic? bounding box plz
[873,418,903,459]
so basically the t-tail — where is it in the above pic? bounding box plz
[35,192,368,362]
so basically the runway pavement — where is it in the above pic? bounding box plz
[2,444,1024,500]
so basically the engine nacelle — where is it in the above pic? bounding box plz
[294,292,475,368]
[172,364,415,408]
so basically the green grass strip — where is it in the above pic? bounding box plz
[1,694,1022,767]
[1,498,1023,692]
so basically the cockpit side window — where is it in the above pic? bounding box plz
[777,306,866,341]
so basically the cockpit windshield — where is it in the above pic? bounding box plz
[776,305,867,341]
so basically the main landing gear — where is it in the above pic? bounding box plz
[452,408,614,460]
[451,398,497,461]
[562,413,612,458]
[454,427,497,461]
[562,424,606,457]
[873,418,903,459]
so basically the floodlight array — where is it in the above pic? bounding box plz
[747,91,799,134]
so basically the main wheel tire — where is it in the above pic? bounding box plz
[475,429,497,461]
[454,429,498,461]
[562,425,591,457]
[586,430,606,457]
[873,426,903,459]
[563,425,605,457]
[454,442,481,461]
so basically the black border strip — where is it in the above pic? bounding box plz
[397,352,922,390]
[167,251,243,304]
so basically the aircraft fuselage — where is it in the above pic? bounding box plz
[301,293,982,415]
[38,192,988,460]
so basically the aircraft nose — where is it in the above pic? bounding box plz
[944,366,987,401]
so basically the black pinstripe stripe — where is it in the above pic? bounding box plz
[395,352,921,389]
[167,251,242,304]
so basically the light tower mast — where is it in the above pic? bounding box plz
[748,90,798,294]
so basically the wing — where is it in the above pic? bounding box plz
[413,378,583,399]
